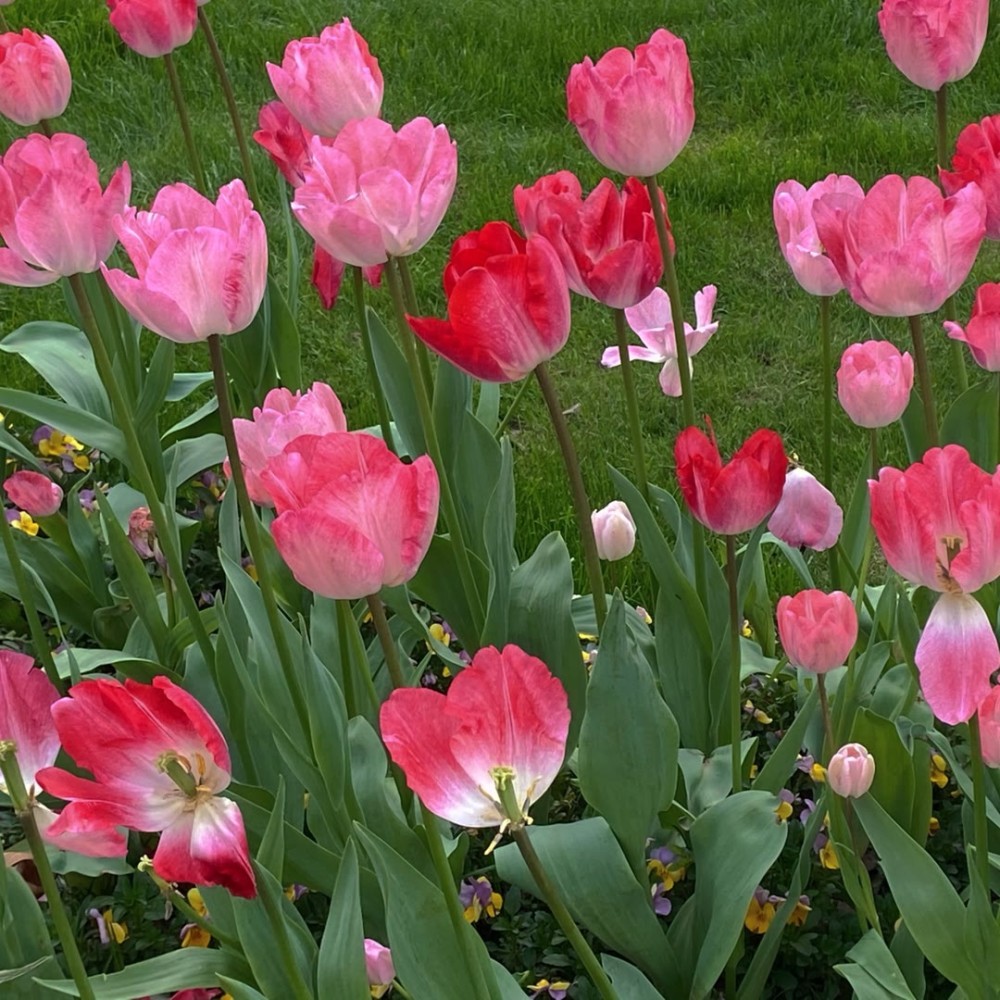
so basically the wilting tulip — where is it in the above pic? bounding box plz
[228,382,348,506]
[37,676,255,896]
[979,687,1000,767]
[292,116,457,267]
[266,19,383,137]
[674,423,787,535]
[944,282,1000,371]
[380,644,570,828]
[0,650,59,796]
[253,100,320,187]
[601,285,718,395]
[3,470,62,517]
[836,340,914,428]
[878,0,988,91]
[106,0,199,59]
[0,133,130,287]
[777,589,857,673]
[592,500,635,561]
[261,431,439,599]
[365,940,395,998]
[941,115,1000,238]
[772,175,863,296]
[0,29,72,127]
[826,743,875,797]
[566,27,694,177]
[813,174,985,317]
[514,171,662,308]
[102,179,267,342]
[767,468,842,551]
[408,221,571,382]
[870,445,1000,723]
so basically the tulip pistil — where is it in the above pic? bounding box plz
[157,751,200,798]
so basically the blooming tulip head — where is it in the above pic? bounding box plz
[776,589,858,673]
[0,29,71,127]
[566,28,694,177]
[102,179,267,342]
[979,687,1000,767]
[0,649,60,797]
[767,468,843,552]
[266,19,383,137]
[365,939,395,998]
[941,115,1000,239]
[674,423,787,535]
[592,500,636,561]
[836,340,914,428]
[408,221,571,382]
[514,171,662,309]
[253,100,321,188]
[37,676,256,896]
[813,174,985,317]
[944,282,1000,371]
[0,133,130,287]
[292,116,457,268]
[3,470,62,517]
[772,175,863,297]
[106,0,199,59]
[878,0,988,91]
[261,431,439,599]
[826,743,875,798]
[380,644,570,829]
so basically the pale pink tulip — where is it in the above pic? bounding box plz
[0,29,71,127]
[102,179,267,342]
[106,0,199,59]
[0,133,130,287]
[777,589,858,673]
[826,743,875,797]
[767,468,843,552]
[837,340,914,427]
[592,500,636,561]
[979,687,1000,767]
[944,282,1000,371]
[365,940,395,998]
[3,470,62,517]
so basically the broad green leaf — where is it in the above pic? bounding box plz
[834,929,918,1000]
[214,980,267,1000]
[367,306,425,457]
[164,434,226,492]
[602,956,663,999]
[677,740,755,815]
[0,859,59,997]
[50,648,171,682]
[941,377,999,469]
[481,437,516,647]
[317,840,369,1000]
[256,779,286,880]
[265,277,302,390]
[133,336,175,432]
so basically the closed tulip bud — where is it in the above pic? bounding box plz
[826,743,875,798]
[767,468,842,552]
[0,29,72,127]
[944,282,1000,371]
[591,500,636,561]
[776,589,858,673]
[836,340,914,428]
[106,0,199,59]
[364,939,395,997]
[978,687,1000,767]
[3,470,63,517]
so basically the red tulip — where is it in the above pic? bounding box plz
[106,0,198,59]
[102,179,267,342]
[0,29,71,127]
[0,133,130,287]
[870,445,1000,723]
[566,28,694,177]
[253,100,322,188]
[767,468,842,552]
[3,469,62,517]
[674,423,787,535]
[813,174,985,317]
[776,589,858,673]
[836,340,914,428]
[309,244,382,311]
[514,171,662,309]
[37,676,256,896]
[380,644,570,828]
[261,431,439,599]
[878,0,988,92]
[944,282,1000,371]
[941,114,1000,238]
[0,649,59,797]
[408,221,571,382]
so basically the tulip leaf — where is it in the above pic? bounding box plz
[0,859,59,997]
[265,277,303,391]
[840,461,872,583]
[476,380,500,433]
[367,306,425,457]
[677,740,756,815]
[849,709,915,835]
[133,336,175,433]
[214,980,267,1000]
[579,592,679,875]
[317,840,369,1000]
[481,437,517,647]
[941,377,999,470]
[163,433,226,493]
[602,956,664,999]
[432,354,472,483]
[834,929,918,999]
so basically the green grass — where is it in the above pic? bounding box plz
[2,0,1000,572]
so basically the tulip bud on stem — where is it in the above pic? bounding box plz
[352,267,395,452]
[967,714,991,889]
[906,315,940,447]
[612,308,651,502]
[162,54,207,193]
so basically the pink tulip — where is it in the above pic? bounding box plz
[3,470,62,517]
[566,28,694,177]
[127,506,158,561]
[253,100,322,187]
[364,939,395,997]
[826,743,875,798]
[776,589,858,673]
[228,382,348,507]
[293,117,456,267]
[0,133,130,287]
[380,644,570,828]
[813,174,985,317]
[266,19,383,138]
[261,432,439,599]
[102,179,267,342]
[767,468,843,552]
[513,171,662,308]
[37,676,256,897]
[0,29,71,127]
[944,282,1000,371]
[878,0,988,91]
[941,115,1000,238]
[870,445,1000,723]
[772,175,863,296]
[0,649,60,796]
[601,285,717,396]
[979,687,1000,767]
[106,0,199,59]
[592,500,636,561]
[837,340,914,428]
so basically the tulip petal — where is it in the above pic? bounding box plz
[0,651,59,792]
[0,247,59,286]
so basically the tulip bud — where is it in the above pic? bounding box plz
[364,939,395,997]
[776,589,857,673]
[591,501,636,561]
[979,687,1000,767]
[836,340,914,428]
[826,743,875,798]
[767,468,842,551]
[0,29,72,127]
[127,506,158,561]
[3,470,63,517]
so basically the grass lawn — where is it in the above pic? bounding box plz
[2,0,999,574]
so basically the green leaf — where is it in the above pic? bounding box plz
[849,709,915,836]
[678,740,755,815]
[50,648,171,682]
[834,929,918,1000]
[941,377,999,469]
[317,840,369,1000]
[481,437,516,647]
[0,859,58,996]
[163,434,226,491]
[602,956,663,999]
[367,306,424,457]
[133,336,175,432]
[256,778,286,880]
[265,277,302,390]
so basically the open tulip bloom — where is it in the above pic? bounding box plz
[0,649,60,798]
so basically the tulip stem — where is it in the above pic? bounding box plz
[967,713,991,890]
[612,308,651,502]
[534,362,607,631]
[0,750,95,1000]
[162,53,207,194]
[384,257,486,638]
[353,267,395,452]
[906,314,939,447]
[511,826,617,1000]
[495,376,532,439]
[197,8,261,210]
[207,335,309,730]
[817,674,834,764]
[366,593,407,689]
[820,296,841,591]
[396,257,436,397]
[725,535,743,793]
[869,427,879,482]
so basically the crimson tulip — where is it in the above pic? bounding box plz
[767,468,842,552]
[3,470,63,517]
[941,115,1000,238]
[106,0,199,59]
[944,282,1000,371]
[253,100,321,187]
[836,340,914,428]
[0,29,71,127]
[776,589,858,673]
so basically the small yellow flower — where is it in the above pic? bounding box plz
[741,619,753,638]
[749,763,759,779]
[788,897,811,927]
[102,909,128,945]
[9,512,38,536]
[744,897,776,934]
[929,815,940,834]
[810,762,827,783]
[819,840,840,870]
[930,753,949,788]
[774,799,794,822]
[743,699,772,724]
[181,924,212,948]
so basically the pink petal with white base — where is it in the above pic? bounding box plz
[0,650,59,794]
